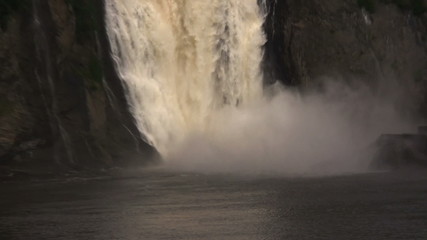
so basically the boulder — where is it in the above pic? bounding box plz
[372,133,427,169]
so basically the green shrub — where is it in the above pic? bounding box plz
[65,0,101,43]
[411,0,427,15]
[391,0,427,15]
[359,0,427,15]
[74,54,103,91]
[358,0,376,13]
[0,0,30,31]
[87,55,103,90]
[0,96,12,116]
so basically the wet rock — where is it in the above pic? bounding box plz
[373,133,427,169]
[418,126,427,134]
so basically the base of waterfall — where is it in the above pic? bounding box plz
[151,84,415,176]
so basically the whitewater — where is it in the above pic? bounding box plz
[105,0,266,156]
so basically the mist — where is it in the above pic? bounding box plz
[160,79,416,176]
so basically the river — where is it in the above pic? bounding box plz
[1,170,426,239]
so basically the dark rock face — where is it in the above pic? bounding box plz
[264,0,427,118]
[0,0,156,172]
[418,126,427,134]
[373,133,427,168]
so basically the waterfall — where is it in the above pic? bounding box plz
[105,0,266,156]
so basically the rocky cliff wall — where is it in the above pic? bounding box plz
[265,0,427,118]
[0,0,155,174]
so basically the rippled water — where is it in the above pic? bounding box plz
[1,170,427,239]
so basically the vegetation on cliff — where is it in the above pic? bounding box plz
[0,0,30,30]
[358,0,426,15]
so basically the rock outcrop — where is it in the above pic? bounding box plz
[373,130,427,168]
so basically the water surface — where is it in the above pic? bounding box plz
[1,170,426,239]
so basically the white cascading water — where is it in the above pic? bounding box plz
[105,0,266,157]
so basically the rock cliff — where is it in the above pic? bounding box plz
[0,0,155,175]
[265,0,427,117]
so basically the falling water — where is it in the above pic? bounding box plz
[105,0,266,156]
